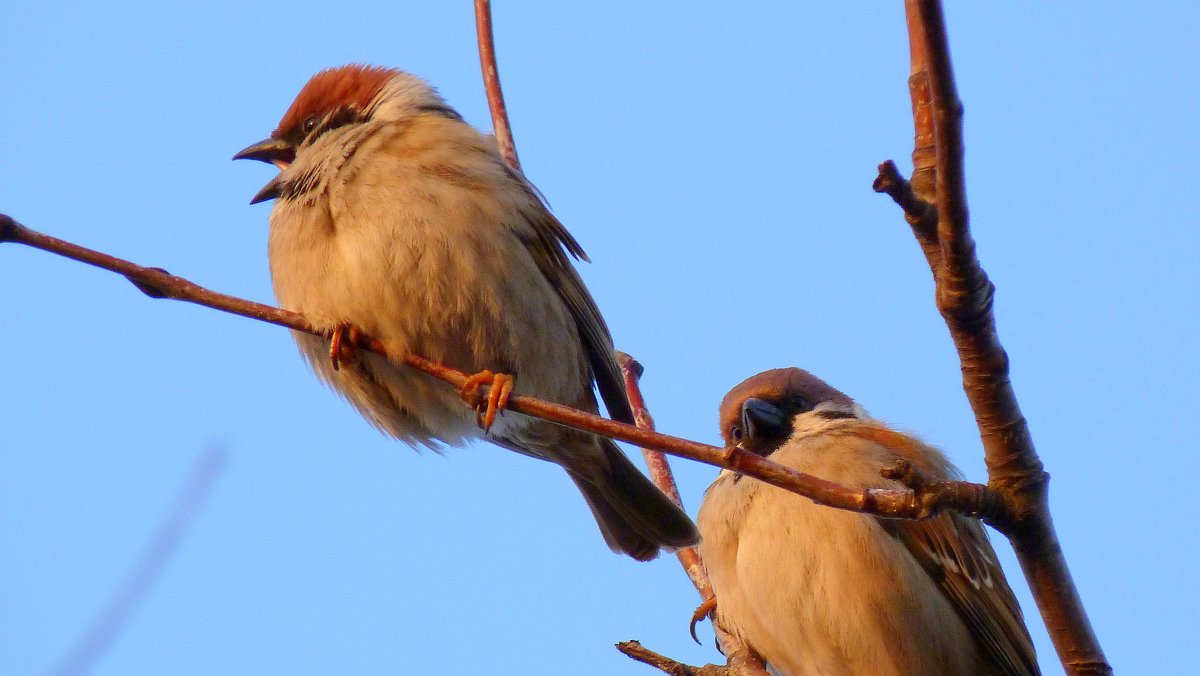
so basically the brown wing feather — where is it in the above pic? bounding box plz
[882,515,1041,676]
[503,164,634,425]
[852,426,1040,676]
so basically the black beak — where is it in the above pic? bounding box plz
[232,137,295,167]
[234,137,294,205]
[741,397,786,441]
[248,175,285,205]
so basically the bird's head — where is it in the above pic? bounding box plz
[718,367,862,456]
[233,64,458,202]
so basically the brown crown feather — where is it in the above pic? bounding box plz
[273,64,399,138]
[718,367,854,444]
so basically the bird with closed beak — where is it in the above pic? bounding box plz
[233,64,697,560]
[697,367,1040,675]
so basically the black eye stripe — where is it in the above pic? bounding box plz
[415,103,463,121]
[815,409,857,420]
[302,106,365,145]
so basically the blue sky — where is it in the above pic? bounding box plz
[2,3,1196,674]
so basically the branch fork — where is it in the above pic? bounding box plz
[866,2,1109,672]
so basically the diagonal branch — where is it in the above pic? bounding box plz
[618,354,769,676]
[0,214,1005,529]
[871,2,1111,673]
[50,447,228,676]
[473,15,764,672]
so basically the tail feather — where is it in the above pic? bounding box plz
[568,439,700,561]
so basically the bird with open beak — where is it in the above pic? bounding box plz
[697,367,1040,675]
[233,64,697,560]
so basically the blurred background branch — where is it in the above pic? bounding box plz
[50,447,228,676]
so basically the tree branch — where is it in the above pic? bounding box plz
[0,214,1004,529]
[472,15,766,671]
[615,641,734,676]
[474,0,521,170]
[50,447,228,676]
[873,2,1111,673]
[617,354,687,508]
[618,354,770,676]
[872,159,938,274]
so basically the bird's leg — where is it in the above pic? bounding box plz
[689,596,718,644]
[329,323,364,371]
[459,370,515,433]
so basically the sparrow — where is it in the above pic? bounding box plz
[233,64,697,560]
[696,368,1040,675]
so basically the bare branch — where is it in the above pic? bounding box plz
[474,0,521,170]
[879,458,1003,521]
[50,447,228,676]
[617,354,769,675]
[617,353,687,508]
[872,160,938,273]
[615,641,734,676]
[469,11,766,668]
[873,2,1111,673]
[0,215,1005,531]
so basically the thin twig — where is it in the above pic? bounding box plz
[0,216,1005,530]
[616,353,685,507]
[877,2,1110,673]
[50,447,228,676]
[615,641,733,676]
[474,0,521,170]
[472,14,764,669]
[617,354,770,676]
[872,159,938,273]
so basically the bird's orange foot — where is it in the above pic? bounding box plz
[689,597,718,644]
[329,324,364,371]
[459,370,514,433]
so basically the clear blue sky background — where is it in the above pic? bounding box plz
[2,3,1195,674]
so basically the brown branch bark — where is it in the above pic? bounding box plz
[615,641,733,676]
[871,2,1111,673]
[617,354,770,676]
[0,214,1004,527]
[872,159,938,273]
[471,15,764,670]
[617,354,685,504]
[474,0,521,170]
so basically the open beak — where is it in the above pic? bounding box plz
[741,397,786,441]
[247,175,285,205]
[234,137,295,204]
[232,137,295,170]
